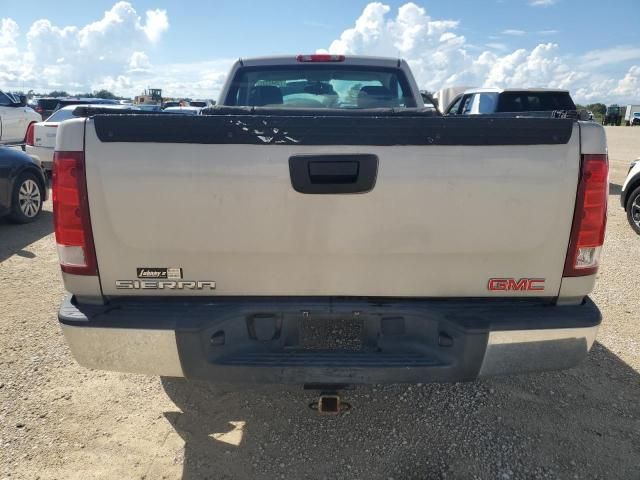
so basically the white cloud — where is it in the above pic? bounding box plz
[0,2,227,99]
[0,19,21,83]
[143,8,169,43]
[497,29,559,37]
[0,18,19,47]
[530,0,557,6]
[0,2,170,95]
[612,65,640,98]
[489,28,560,40]
[501,29,526,36]
[580,46,640,68]
[142,59,233,99]
[93,74,134,92]
[485,43,508,51]
[129,51,151,71]
[325,2,640,104]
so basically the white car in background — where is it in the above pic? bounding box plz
[0,90,41,145]
[444,88,576,115]
[188,99,214,108]
[163,106,202,115]
[25,104,133,171]
[621,157,640,234]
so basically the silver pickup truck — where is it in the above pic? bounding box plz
[53,55,607,384]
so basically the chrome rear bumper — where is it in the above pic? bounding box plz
[479,326,597,377]
[59,296,600,383]
[61,322,184,377]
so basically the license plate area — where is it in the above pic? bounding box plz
[299,314,364,351]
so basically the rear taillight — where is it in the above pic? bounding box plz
[563,154,608,277]
[296,54,345,62]
[25,123,35,146]
[52,151,98,276]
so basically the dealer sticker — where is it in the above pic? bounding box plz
[137,267,183,280]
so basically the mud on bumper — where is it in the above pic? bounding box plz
[58,296,601,384]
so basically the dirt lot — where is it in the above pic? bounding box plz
[1,127,639,480]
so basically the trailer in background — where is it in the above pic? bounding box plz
[624,104,640,125]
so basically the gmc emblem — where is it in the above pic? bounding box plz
[488,278,545,291]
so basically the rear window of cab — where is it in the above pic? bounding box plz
[225,66,417,109]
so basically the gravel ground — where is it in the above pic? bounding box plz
[1,127,639,480]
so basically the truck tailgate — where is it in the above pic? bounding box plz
[83,115,580,297]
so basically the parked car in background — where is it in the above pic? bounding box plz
[163,106,202,115]
[137,104,162,112]
[33,97,120,121]
[34,98,62,120]
[55,98,119,113]
[26,104,135,171]
[0,90,41,146]
[0,146,47,223]
[621,157,640,234]
[188,99,215,108]
[162,101,181,109]
[624,105,640,126]
[445,88,576,115]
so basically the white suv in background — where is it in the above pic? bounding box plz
[444,88,576,115]
[0,91,41,145]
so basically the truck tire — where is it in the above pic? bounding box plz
[7,172,44,224]
[626,186,640,235]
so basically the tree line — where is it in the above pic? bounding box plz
[23,89,127,100]
[575,103,606,116]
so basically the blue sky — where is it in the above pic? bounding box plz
[5,0,638,61]
[1,0,639,102]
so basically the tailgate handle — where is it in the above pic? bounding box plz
[308,161,359,184]
[289,154,378,194]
